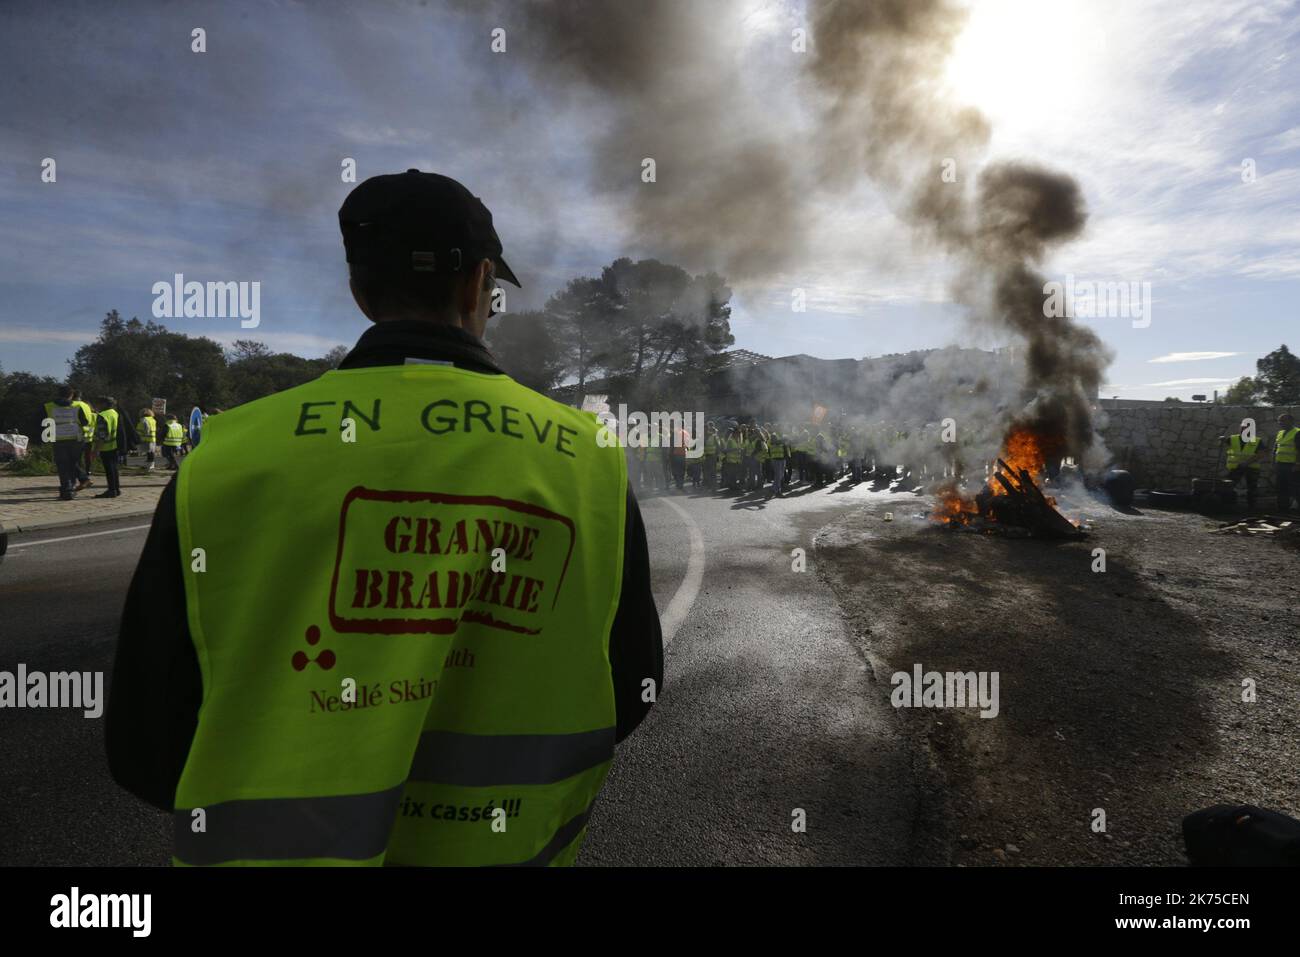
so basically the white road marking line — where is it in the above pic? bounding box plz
[9,524,152,549]
[653,496,705,647]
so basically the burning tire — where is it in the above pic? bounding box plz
[1102,469,1135,509]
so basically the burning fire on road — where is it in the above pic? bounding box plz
[932,425,1086,539]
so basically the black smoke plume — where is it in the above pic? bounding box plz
[474,0,1114,463]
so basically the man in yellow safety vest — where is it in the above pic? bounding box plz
[160,415,185,470]
[1275,412,1298,512]
[1222,423,1263,511]
[70,388,97,491]
[107,170,662,866]
[44,384,90,500]
[137,408,158,471]
[92,395,123,497]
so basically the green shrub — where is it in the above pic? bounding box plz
[3,442,56,476]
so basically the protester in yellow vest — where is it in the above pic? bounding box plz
[849,425,867,484]
[722,428,743,489]
[747,427,766,490]
[92,395,123,498]
[1222,424,1263,511]
[137,409,158,471]
[70,388,97,491]
[668,422,689,492]
[766,428,788,498]
[107,170,663,867]
[44,384,90,500]
[736,424,754,491]
[160,415,184,471]
[702,423,719,490]
[1275,412,1298,512]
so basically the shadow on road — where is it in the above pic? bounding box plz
[817,515,1240,864]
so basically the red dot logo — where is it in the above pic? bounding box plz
[292,625,335,671]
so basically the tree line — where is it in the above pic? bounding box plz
[0,256,735,440]
[0,310,347,440]
[1218,345,1300,405]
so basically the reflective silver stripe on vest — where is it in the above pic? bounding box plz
[408,728,615,787]
[174,785,403,865]
[175,789,595,867]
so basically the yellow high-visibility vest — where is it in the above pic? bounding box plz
[94,408,119,452]
[1226,434,1262,470]
[1276,427,1299,464]
[43,401,82,442]
[72,400,95,441]
[171,363,625,866]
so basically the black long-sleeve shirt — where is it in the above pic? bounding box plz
[106,320,663,812]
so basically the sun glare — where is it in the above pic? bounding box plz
[944,0,1106,134]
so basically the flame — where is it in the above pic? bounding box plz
[935,494,977,522]
[931,482,980,525]
[931,425,1056,525]
[989,427,1048,496]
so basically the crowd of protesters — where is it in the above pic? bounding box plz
[625,418,943,499]
[39,385,206,501]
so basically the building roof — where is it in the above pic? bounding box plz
[710,348,773,367]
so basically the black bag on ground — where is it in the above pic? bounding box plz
[1182,804,1300,866]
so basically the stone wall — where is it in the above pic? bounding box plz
[1097,404,1298,492]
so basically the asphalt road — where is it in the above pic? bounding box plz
[581,483,917,865]
[0,482,920,866]
[0,517,168,866]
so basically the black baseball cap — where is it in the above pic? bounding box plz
[339,170,520,286]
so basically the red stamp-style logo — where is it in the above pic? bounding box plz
[327,487,575,637]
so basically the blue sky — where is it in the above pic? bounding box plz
[2,0,1298,399]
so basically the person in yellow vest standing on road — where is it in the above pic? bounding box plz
[70,388,97,492]
[107,170,663,867]
[765,426,787,499]
[92,395,122,498]
[1275,412,1299,513]
[160,414,184,470]
[702,423,719,490]
[44,384,90,500]
[1222,422,1263,511]
[137,408,158,471]
[723,427,743,490]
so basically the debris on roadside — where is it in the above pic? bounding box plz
[1212,516,1300,547]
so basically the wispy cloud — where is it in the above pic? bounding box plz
[1267,126,1300,152]
[0,325,96,344]
[1148,351,1240,363]
[1147,377,1238,387]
